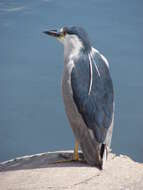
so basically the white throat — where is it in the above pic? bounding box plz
[61,34,83,60]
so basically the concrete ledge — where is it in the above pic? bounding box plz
[0,151,143,190]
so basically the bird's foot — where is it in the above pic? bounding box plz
[52,152,85,164]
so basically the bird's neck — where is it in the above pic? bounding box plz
[63,35,84,62]
[64,46,82,62]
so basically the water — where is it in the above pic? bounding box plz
[0,0,143,162]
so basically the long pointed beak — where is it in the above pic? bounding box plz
[43,30,61,38]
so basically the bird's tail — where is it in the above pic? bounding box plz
[99,144,108,170]
[79,135,103,169]
[78,129,109,169]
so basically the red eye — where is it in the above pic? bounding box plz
[63,31,67,36]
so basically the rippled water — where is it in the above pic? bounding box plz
[0,0,143,162]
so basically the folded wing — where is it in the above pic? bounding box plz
[71,50,114,143]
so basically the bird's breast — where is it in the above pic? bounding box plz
[62,60,82,125]
[62,61,90,142]
[62,60,74,107]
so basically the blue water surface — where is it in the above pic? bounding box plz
[0,0,143,162]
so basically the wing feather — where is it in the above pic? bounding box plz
[71,49,114,143]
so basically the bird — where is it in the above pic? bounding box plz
[43,26,114,169]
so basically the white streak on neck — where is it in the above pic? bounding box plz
[92,47,109,68]
[88,54,93,95]
[88,47,102,95]
[90,48,100,77]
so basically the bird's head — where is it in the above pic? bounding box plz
[43,26,91,54]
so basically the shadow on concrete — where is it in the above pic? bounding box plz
[0,151,93,172]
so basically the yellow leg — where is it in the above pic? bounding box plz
[52,140,81,164]
[73,141,79,161]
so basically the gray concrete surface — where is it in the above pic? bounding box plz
[0,151,143,190]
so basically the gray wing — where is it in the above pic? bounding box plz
[71,51,114,143]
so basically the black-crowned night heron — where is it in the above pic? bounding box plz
[43,26,114,169]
